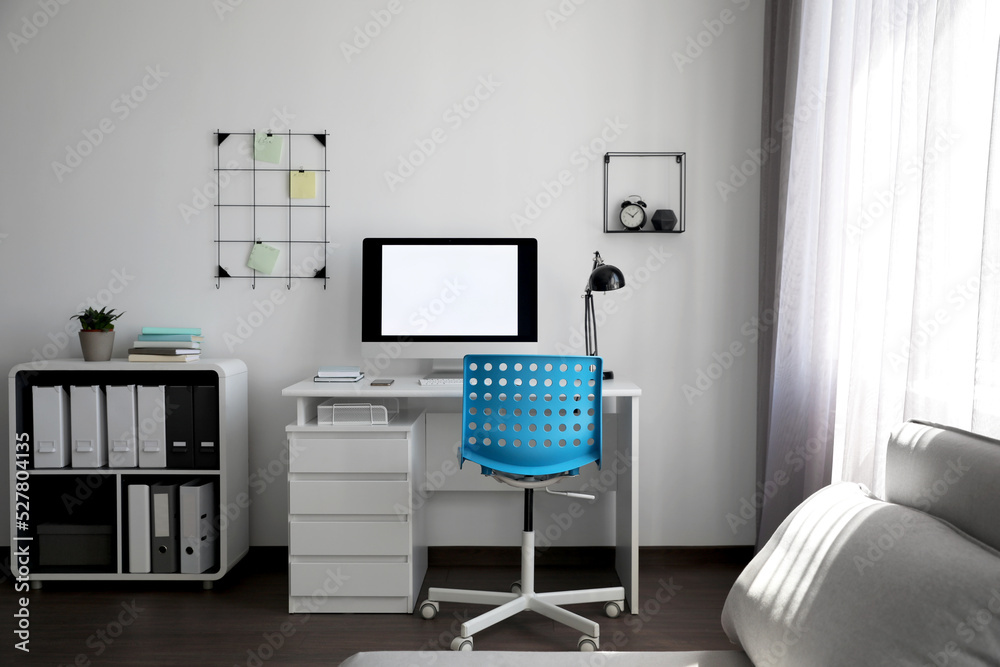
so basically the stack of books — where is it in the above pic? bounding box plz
[314,365,364,382]
[129,327,203,362]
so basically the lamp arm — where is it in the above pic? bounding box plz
[584,290,597,357]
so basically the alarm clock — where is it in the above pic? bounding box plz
[619,195,647,230]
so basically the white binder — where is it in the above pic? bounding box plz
[127,484,151,573]
[31,386,70,468]
[137,385,167,468]
[107,385,138,468]
[180,479,217,574]
[70,385,107,468]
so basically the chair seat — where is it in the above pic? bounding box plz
[490,470,579,489]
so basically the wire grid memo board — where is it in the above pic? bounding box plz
[214,130,329,288]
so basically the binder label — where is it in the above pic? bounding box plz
[153,494,170,537]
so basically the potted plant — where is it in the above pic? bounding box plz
[73,306,124,361]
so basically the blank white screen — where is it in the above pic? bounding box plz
[381,245,519,336]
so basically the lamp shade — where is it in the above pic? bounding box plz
[588,263,625,292]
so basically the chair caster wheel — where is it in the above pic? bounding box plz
[510,580,522,594]
[604,600,624,618]
[451,636,473,651]
[578,635,598,651]
[418,601,439,619]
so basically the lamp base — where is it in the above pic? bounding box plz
[603,370,614,381]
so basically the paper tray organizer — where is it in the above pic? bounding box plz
[317,398,399,425]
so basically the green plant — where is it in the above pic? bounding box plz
[73,306,124,331]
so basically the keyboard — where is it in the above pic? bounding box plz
[419,375,463,386]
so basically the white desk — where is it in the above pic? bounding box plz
[282,374,641,613]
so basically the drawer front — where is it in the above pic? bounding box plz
[289,562,409,597]
[290,521,409,556]
[290,480,411,515]
[289,437,409,473]
[289,596,408,614]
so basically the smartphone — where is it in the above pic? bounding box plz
[371,378,394,386]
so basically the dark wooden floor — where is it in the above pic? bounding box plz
[0,546,751,666]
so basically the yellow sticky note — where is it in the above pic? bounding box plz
[290,171,316,199]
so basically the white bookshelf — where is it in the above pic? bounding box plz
[8,359,249,586]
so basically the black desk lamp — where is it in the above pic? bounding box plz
[584,251,625,380]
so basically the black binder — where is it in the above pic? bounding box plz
[150,482,179,573]
[193,386,219,470]
[165,386,195,468]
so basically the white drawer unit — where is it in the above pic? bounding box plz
[286,411,426,613]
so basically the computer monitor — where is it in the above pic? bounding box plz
[361,237,538,365]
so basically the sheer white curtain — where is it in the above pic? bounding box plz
[757,0,1000,545]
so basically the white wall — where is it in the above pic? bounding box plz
[0,0,764,547]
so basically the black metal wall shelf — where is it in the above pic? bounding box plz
[214,130,330,288]
[603,151,686,234]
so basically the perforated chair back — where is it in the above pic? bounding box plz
[460,354,603,478]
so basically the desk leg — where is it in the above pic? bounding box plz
[615,395,639,614]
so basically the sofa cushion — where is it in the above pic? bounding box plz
[721,482,1000,666]
[886,420,1000,552]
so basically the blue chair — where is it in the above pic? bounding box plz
[419,355,626,651]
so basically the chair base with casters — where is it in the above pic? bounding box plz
[420,486,626,652]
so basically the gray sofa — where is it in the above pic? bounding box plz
[341,420,1000,666]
